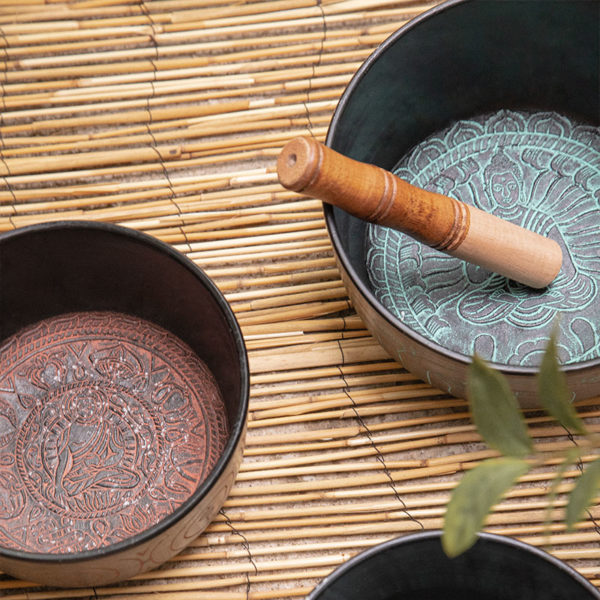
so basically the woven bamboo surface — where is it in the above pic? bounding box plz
[0,0,599,598]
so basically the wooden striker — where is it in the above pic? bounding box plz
[277,136,563,289]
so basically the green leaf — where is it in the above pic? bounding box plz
[538,330,587,435]
[467,354,533,457]
[566,457,600,530]
[443,457,530,557]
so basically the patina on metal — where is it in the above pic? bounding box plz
[366,109,600,367]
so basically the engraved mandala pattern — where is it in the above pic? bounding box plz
[0,311,228,554]
[366,110,600,366]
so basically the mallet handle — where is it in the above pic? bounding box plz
[277,136,562,288]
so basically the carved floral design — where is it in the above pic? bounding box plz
[366,110,600,366]
[0,312,228,554]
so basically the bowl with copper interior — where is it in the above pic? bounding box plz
[0,221,248,587]
[308,531,600,600]
[324,0,600,405]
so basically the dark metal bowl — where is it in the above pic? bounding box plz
[325,0,600,405]
[308,531,600,600]
[0,221,249,587]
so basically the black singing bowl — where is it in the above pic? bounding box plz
[308,531,600,600]
[324,0,600,405]
[0,221,249,587]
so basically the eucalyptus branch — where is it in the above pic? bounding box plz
[442,329,600,558]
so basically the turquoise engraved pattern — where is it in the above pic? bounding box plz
[365,110,600,366]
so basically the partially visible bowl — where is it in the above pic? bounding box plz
[308,531,600,600]
[0,221,249,587]
[325,0,600,404]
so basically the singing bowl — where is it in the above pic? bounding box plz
[0,221,249,587]
[307,531,600,600]
[324,0,600,405]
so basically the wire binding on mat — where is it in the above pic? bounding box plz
[220,507,259,599]
[335,329,424,531]
[139,0,193,254]
[303,0,328,140]
[0,25,17,231]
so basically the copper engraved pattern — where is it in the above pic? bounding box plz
[0,311,228,554]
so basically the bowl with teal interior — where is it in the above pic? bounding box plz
[308,531,600,600]
[324,0,600,405]
[0,221,249,587]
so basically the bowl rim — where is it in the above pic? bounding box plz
[324,0,600,379]
[0,220,250,565]
[307,530,600,599]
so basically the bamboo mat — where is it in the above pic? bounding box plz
[0,1,599,598]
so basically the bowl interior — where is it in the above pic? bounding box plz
[0,221,246,429]
[309,532,600,600]
[326,0,599,314]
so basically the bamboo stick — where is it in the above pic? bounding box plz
[249,384,443,421]
[243,411,469,448]
[0,570,322,599]
[242,317,365,337]
[244,411,600,455]
[4,28,349,66]
[0,178,301,210]
[0,7,418,49]
[148,216,326,246]
[231,463,459,498]
[132,553,354,581]
[0,114,333,161]
[249,371,411,399]
[0,1,420,24]
[0,157,277,187]
[174,224,327,254]
[217,495,576,524]
[237,459,431,482]
[180,537,389,561]
[189,241,333,264]
[209,257,336,280]
[0,64,357,108]
[1,32,150,55]
[110,569,325,596]
[232,284,347,312]
[1,38,380,83]
[0,92,338,141]
[0,587,312,600]
[219,267,339,293]
[245,330,370,352]
[125,207,320,235]
[243,418,474,458]
[165,3,428,35]
[237,300,352,327]
[205,505,579,536]
[0,77,342,125]
[226,464,579,499]
[0,139,276,176]
[201,518,584,547]
[0,48,365,98]
[3,26,357,67]
[219,475,570,510]
[155,213,325,244]
[0,0,320,32]
[249,338,390,374]
[239,442,599,484]
[249,360,395,385]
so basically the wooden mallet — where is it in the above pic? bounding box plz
[277,136,562,289]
